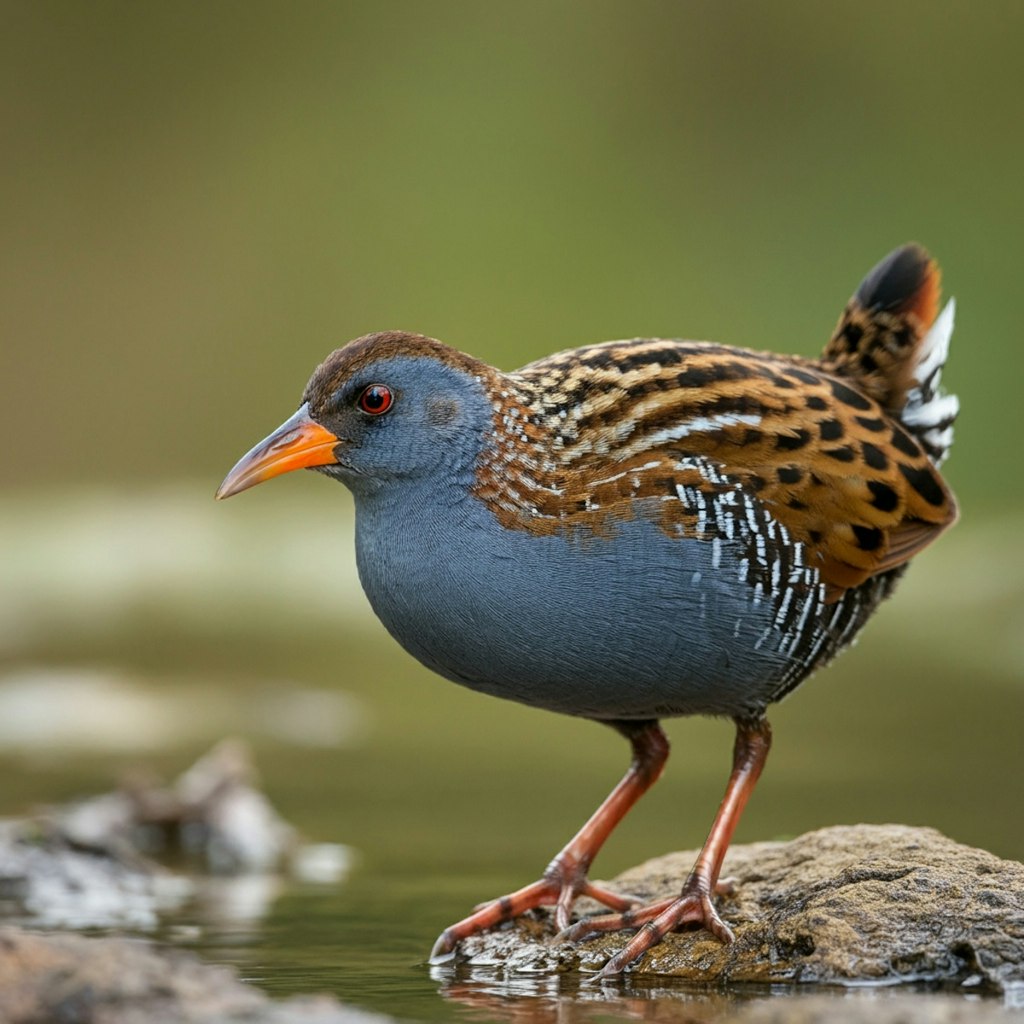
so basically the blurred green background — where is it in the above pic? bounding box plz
[2,1,1022,1019]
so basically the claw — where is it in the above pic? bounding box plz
[429,929,458,963]
[428,946,457,966]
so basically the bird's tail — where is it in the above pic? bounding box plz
[821,244,958,465]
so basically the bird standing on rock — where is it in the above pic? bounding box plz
[217,245,958,978]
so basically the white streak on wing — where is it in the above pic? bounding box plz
[774,585,794,628]
[804,606,834,666]
[591,469,628,487]
[711,536,722,569]
[643,412,762,448]
[828,601,846,630]
[721,506,735,540]
[693,487,707,532]
[787,590,817,656]
[755,532,767,564]
[745,500,759,533]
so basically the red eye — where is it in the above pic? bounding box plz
[358,384,393,416]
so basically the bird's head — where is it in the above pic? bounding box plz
[216,331,497,500]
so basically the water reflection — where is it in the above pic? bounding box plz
[432,966,741,1022]
[429,969,1008,1023]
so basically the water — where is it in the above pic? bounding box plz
[1,487,1021,1021]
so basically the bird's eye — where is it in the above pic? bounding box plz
[357,384,394,416]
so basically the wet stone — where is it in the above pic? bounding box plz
[0,821,190,930]
[0,927,389,1024]
[452,825,1024,994]
[0,739,349,930]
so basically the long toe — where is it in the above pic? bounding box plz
[430,870,639,958]
[591,891,735,980]
[555,880,638,931]
[581,880,641,910]
[555,897,676,944]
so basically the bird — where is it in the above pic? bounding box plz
[216,244,958,978]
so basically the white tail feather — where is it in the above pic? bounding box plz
[901,298,958,465]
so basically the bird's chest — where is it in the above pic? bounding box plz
[352,488,845,720]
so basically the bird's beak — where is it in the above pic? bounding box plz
[216,402,341,500]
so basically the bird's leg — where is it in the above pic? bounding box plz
[429,720,669,962]
[563,716,771,980]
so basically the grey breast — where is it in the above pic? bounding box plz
[350,475,883,721]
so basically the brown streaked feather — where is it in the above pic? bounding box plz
[474,338,957,600]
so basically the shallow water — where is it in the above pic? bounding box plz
[1,487,1021,1020]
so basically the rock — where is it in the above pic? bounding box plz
[451,825,1024,993]
[57,738,298,874]
[0,740,352,930]
[0,822,190,930]
[0,926,391,1024]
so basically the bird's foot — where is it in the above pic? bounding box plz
[557,873,734,980]
[556,875,734,944]
[429,860,636,963]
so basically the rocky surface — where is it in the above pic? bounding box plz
[0,740,350,931]
[0,927,388,1024]
[452,824,1024,993]
[52,738,298,873]
[0,821,189,930]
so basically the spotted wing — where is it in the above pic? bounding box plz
[502,340,957,601]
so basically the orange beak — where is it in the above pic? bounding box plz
[216,403,341,500]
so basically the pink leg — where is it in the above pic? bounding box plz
[429,720,669,962]
[571,716,772,979]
